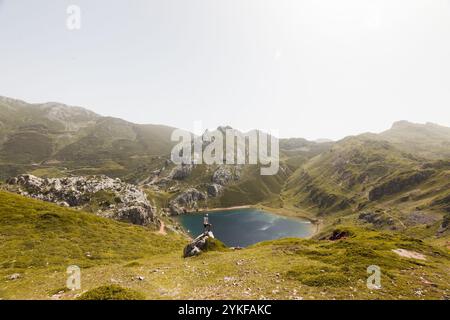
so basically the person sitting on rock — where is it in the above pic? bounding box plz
[203,214,212,233]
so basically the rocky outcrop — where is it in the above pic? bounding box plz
[171,188,206,208]
[319,229,353,241]
[432,194,450,213]
[358,211,395,228]
[368,170,434,201]
[212,165,240,186]
[183,231,215,257]
[438,213,450,234]
[305,184,339,210]
[168,188,207,215]
[207,183,223,197]
[170,164,193,180]
[6,174,156,225]
[169,203,185,215]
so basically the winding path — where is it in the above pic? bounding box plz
[158,220,167,235]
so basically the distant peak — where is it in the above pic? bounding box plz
[314,138,334,144]
[391,120,414,128]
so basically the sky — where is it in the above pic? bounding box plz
[1,0,450,140]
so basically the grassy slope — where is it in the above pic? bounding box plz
[1,191,449,300]
[0,190,187,299]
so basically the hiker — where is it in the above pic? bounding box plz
[203,214,212,233]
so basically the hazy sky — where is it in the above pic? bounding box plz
[1,0,450,140]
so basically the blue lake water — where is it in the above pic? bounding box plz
[176,208,314,247]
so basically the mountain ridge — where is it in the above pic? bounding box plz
[1,95,449,243]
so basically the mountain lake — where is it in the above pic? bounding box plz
[176,208,315,247]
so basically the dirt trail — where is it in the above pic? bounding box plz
[157,220,167,235]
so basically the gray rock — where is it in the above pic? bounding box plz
[170,164,193,180]
[169,202,184,215]
[358,211,395,228]
[212,165,241,186]
[207,184,223,197]
[171,188,206,208]
[8,273,21,280]
[116,206,154,225]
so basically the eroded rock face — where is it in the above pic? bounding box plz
[171,188,206,207]
[168,188,207,215]
[358,211,395,228]
[170,164,193,180]
[368,170,434,201]
[7,174,156,225]
[438,213,450,234]
[169,202,184,215]
[212,165,240,186]
[207,183,223,197]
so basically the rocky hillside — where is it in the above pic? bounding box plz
[281,132,450,241]
[5,174,157,226]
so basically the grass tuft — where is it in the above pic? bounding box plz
[77,285,145,300]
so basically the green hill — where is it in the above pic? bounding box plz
[0,190,187,272]
[280,135,450,243]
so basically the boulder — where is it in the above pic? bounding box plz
[8,273,21,280]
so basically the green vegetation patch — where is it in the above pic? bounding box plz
[204,237,228,252]
[274,226,450,289]
[286,266,350,287]
[0,190,187,270]
[77,285,145,300]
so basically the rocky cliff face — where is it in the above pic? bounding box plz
[207,183,223,197]
[212,165,241,186]
[170,164,193,180]
[168,188,207,215]
[6,174,156,225]
[368,170,434,201]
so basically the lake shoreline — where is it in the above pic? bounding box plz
[185,204,322,238]
[190,205,252,213]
